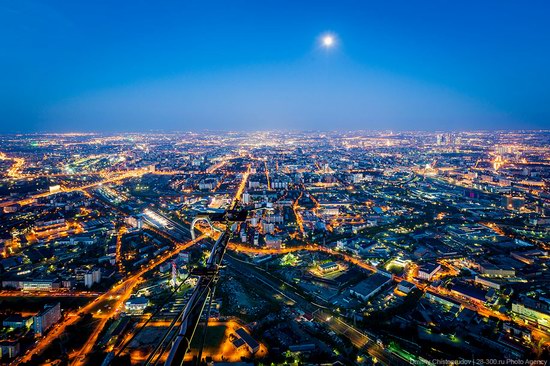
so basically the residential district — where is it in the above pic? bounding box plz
[0,131,548,366]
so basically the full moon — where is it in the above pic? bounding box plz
[322,34,335,47]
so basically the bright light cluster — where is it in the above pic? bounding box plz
[143,209,169,227]
[320,32,336,48]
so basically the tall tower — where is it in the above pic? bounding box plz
[171,261,178,287]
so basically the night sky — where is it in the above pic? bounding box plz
[1,0,549,132]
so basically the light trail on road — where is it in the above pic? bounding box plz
[15,234,205,366]
[69,234,206,366]
[1,168,151,208]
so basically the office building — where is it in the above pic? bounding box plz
[33,303,61,336]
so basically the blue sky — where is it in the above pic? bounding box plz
[1,0,549,132]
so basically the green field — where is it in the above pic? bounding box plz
[189,325,227,351]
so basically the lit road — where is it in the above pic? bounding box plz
[0,153,26,178]
[292,191,305,236]
[206,159,228,173]
[314,310,370,347]
[1,168,152,208]
[68,234,206,366]
[232,164,250,209]
[224,254,407,365]
[115,226,127,273]
[15,234,205,366]
[227,242,537,344]
[228,242,378,272]
[0,291,99,298]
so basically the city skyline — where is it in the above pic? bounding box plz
[0,130,548,364]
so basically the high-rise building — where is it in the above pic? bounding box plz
[177,252,189,265]
[84,268,102,288]
[33,303,61,336]
[0,340,20,359]
[92,268,101,284]
[84,272,94,288]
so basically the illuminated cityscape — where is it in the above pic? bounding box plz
[2,1,550,365]
[0,131,548,365]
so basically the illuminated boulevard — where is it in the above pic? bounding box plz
[15,234,206,366]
